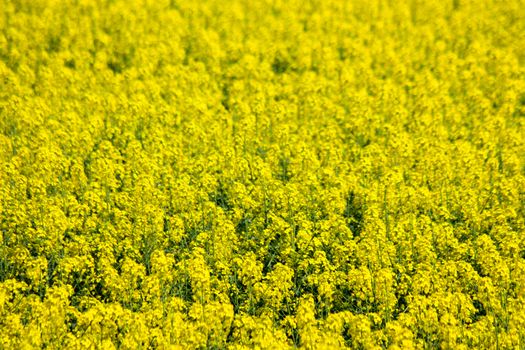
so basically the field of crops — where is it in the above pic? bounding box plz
[0,0,524,348]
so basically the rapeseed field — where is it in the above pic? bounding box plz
[0,0,524,348]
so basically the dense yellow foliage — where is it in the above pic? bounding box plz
[1,0,524,348]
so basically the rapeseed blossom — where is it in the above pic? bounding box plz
[0,0,524,348]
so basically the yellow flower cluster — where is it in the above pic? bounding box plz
[1,0,524,348]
